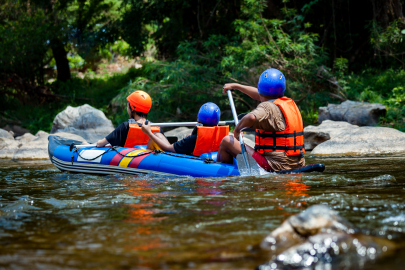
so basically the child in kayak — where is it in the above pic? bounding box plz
[95,90,168,149]
[141,102,229,156]
[217,68,305,172]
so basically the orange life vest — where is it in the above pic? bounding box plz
[254,97,305,156]
[191,126,229,157]
[124,124,161,148]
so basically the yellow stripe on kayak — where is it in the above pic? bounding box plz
[119,149,148,167]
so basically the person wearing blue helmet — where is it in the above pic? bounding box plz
[142,102,229,156]
[217,68,305,172]
[197,102,221,126]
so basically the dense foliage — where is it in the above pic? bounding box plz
[1,0,405,133]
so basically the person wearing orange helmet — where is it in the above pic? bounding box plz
[95,90,168,149]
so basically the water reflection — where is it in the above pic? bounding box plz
[282,176,310,197]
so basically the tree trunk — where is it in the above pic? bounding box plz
[51,39,71,82]
[372,0,405,28]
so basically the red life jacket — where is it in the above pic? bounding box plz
[254,97,305,156]
[191,126,229,156]
[124,124,161,148]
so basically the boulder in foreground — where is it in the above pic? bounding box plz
[258,205,396,269]
[319,100,386,126]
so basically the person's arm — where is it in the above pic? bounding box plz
[233,113,256,139]
[141,122,175,152]
[223,83,261,101]
[96,138,109,148]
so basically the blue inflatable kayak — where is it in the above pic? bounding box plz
[48,135,325,177]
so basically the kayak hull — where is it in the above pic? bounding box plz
[49,136,239,177]
[48,135,325,177]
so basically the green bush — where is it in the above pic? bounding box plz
[343,68,405,131]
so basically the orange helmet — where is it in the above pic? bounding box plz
[126,90,152,113]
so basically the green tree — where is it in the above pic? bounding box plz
[121,0,242,57]
[0,0,122,98]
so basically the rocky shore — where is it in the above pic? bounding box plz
[1,101,404,160]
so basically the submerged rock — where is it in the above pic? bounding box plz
[318,100,386,126]
[50,104,114,143]
[258,205,396,269]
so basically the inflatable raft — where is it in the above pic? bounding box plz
[48,135,325,177]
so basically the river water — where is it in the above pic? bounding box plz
[0,156,405,269]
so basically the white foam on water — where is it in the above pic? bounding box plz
[382,213,405,223]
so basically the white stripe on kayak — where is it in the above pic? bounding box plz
[51,156,182,177]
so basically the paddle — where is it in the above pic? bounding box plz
[71,119,238,149]
[226,90,252,175]
[226,92,269,176]
[138,120,235,127]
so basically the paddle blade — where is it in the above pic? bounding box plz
[236,154,270,176]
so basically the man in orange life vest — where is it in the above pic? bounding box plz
[217,68,305,172]
[141,103,229,156]
[95,90,168,149]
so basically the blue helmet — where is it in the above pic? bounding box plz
[197,102,221,126]
[258,68,286,97]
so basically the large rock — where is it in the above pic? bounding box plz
[165,127,193,141]
[15,133,36,143]
[304,120,357,150]
[55,127,106,143]
[52,132,87,142]
[0,130,86,160]
[319,100,386,126]
[2,125,30,137]
[0,138,20,159]
[258,205,396,269]
[311,125,405,157]
[229,132,255,148]
[0,128,14,140]
[50,104,114,142]
[13,131,50,160]
[242,132,255,143]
